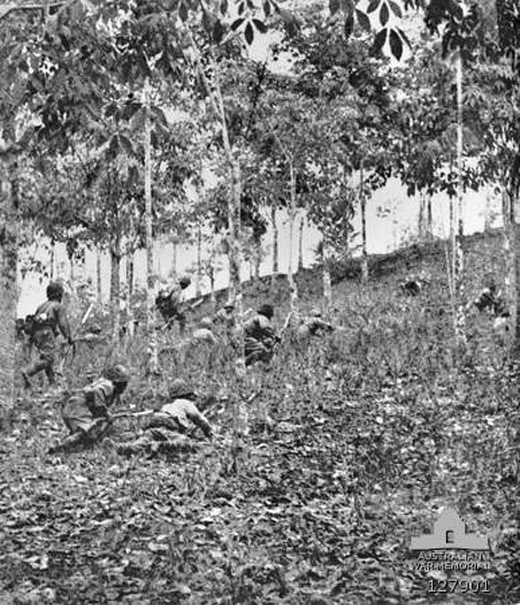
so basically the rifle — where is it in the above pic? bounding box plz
[110,409,156,421]
[159,297,205,332]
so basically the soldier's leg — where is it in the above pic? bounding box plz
[177,312,187,337]
[48,431,89,455]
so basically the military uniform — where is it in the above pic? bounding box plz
[156,276,191,335]
[297,310,335,339]
[22,282,72,389]
[472,286,508,318]
[48,365,130,454]
[244,304,279,366]
[116,381,212,457]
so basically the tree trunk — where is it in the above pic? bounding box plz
[196,225,202,297]
[253,237,261,284]
[503,186,516,350]
[271,204,278,290]
[360,162,368,283]
[298,215,304,271]
[418,191,426,240]
[288,162,299,314]
[172,240,178,277]
[109,242,121,342]
[126,247,135,339]
[144,80,159,374]
[50,239,55,279]
[0,177,18,408]
[427,194,433,238]
[322,242,332,309]
[97,250,103,303]
[453,48,466,345]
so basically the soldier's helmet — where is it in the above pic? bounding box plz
[309,308,322,318]
[104,364,131,384]
[46,280,64,301]
[179,275,191,289]
[200,317,213,329]
[169,378,196,399]
[258,303,274,319]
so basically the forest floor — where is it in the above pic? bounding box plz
[1,231,519,604]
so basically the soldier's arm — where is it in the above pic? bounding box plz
[56,305,73,343]
[186,405,213,439]
[84,389,110,417]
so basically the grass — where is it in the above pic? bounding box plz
[1,230,519,604]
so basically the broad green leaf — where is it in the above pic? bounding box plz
[230,17,245,31]
[379,2,389,26]
[253,19,267,34]
[244,21,254,44]
[388,0,402,18]
[355,8,371,32]
[344,14,355,39]
[367,0,381,13]
[389,29,403,60]
[371,27,387,54]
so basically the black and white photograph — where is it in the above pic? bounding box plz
[0,0,519,602]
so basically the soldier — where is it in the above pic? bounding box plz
[21,280,73,391]
[191,317,218,346]
[469,280,508,318]
[243,303,280,366]
[297,309,336,340]
[214,300,236,330]
[116,379,213,457]
[399,273,430,297]
[155,275,191,335]
[48,364,131,454]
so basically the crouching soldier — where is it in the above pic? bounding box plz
[155,275,191,335]
[469,280,508,318]
[48,364,131,454]
[399,274,430,297]
[191,317,218,347]
[297,309,335,340]
[116,379,213,457]
[22,280,73,391]
[243,303,280,367]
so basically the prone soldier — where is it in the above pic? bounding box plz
[116,379,213,457]
[297,309,336,340]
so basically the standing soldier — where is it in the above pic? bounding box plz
[21,280,73,391]
[243,303,280,366]
[48,364,131,454]
[116,379,213,457]
[155,275,191,336]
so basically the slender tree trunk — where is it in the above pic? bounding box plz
[360,162,368,283]
[109,242,121,342]
[253,237,261,284]
[298,215,304,271]
[50,239,55,279]
[144,80,158,374]
[0,176,18,408]
[271,204,278,290]
[454,48,466,345]
[322,241,332,309]
[196,225,202,297]
[503,186,516,350]
[418,191,426,240]
[97,250,102,303]
[427,194,433,238]
[287,162,299,314]
[126,247,135,339]
[172,240,178,277]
